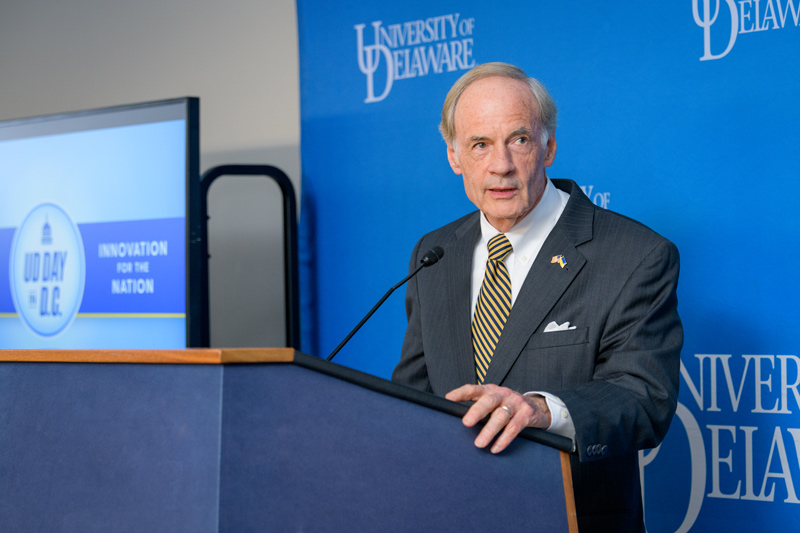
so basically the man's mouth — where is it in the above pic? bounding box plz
[488,187,517,199]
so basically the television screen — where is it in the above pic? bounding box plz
[0,98,203,348]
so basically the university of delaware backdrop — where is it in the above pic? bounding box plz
[297,2,800,531]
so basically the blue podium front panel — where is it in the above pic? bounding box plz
[219,363,569,532]
[0,362,222,532]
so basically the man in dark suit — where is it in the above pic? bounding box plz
[392,62,682,532]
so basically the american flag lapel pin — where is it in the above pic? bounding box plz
[551,255,567,269]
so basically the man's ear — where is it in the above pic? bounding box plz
[447,144,463,175]
[543,133,557,167]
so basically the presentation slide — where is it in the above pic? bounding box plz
[0,107,189,349]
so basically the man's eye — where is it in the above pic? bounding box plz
[473,142,486,149]
[514,137,528,145]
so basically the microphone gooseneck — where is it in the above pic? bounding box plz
[326,246,445,362]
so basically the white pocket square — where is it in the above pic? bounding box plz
[544,321,577,332]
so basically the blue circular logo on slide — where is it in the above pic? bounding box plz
[9,203,86,337]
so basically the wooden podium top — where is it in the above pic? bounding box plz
[0,348,296,365]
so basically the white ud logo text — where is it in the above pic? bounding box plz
[579,184,611,209]
[641,353,800,532]
[9,203,86,337]
[355,13,476,103]
[693,0,800,60]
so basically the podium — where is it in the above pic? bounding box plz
[0,349,577,532]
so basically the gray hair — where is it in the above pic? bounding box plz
[439,62,557,150]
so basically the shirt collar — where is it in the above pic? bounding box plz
[479,178,565,261]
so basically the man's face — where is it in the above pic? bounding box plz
[447,76,556,233]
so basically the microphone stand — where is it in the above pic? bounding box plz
[326,246,443,362]
[326,264,424,362]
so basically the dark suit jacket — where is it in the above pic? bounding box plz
[392,179,682,532]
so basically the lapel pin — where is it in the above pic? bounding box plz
[551,255,567,269]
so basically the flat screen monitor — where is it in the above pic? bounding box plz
[0,98,203,348]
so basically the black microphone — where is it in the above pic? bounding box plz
[326,246,444,362]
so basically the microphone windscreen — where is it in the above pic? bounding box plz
[421,246,445,267]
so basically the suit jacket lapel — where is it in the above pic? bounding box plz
[445,214,481,387]
[482,179,595,386]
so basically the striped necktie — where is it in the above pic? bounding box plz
[472,233,513,384]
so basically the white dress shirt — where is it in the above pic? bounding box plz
[470,178,576,445]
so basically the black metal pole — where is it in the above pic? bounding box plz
[200,164,300,349]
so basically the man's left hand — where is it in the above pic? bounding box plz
[445,384,552,454]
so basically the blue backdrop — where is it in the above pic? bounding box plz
[298,2,800,530]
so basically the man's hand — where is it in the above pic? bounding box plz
[445,384,552,454]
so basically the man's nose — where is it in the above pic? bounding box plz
[488,145,514,175]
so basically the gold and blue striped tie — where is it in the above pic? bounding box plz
[472,233,513,384]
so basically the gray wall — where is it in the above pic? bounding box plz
[0,0,301,348]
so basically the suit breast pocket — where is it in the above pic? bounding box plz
[518,327,592,389]
[523,327,589,349]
